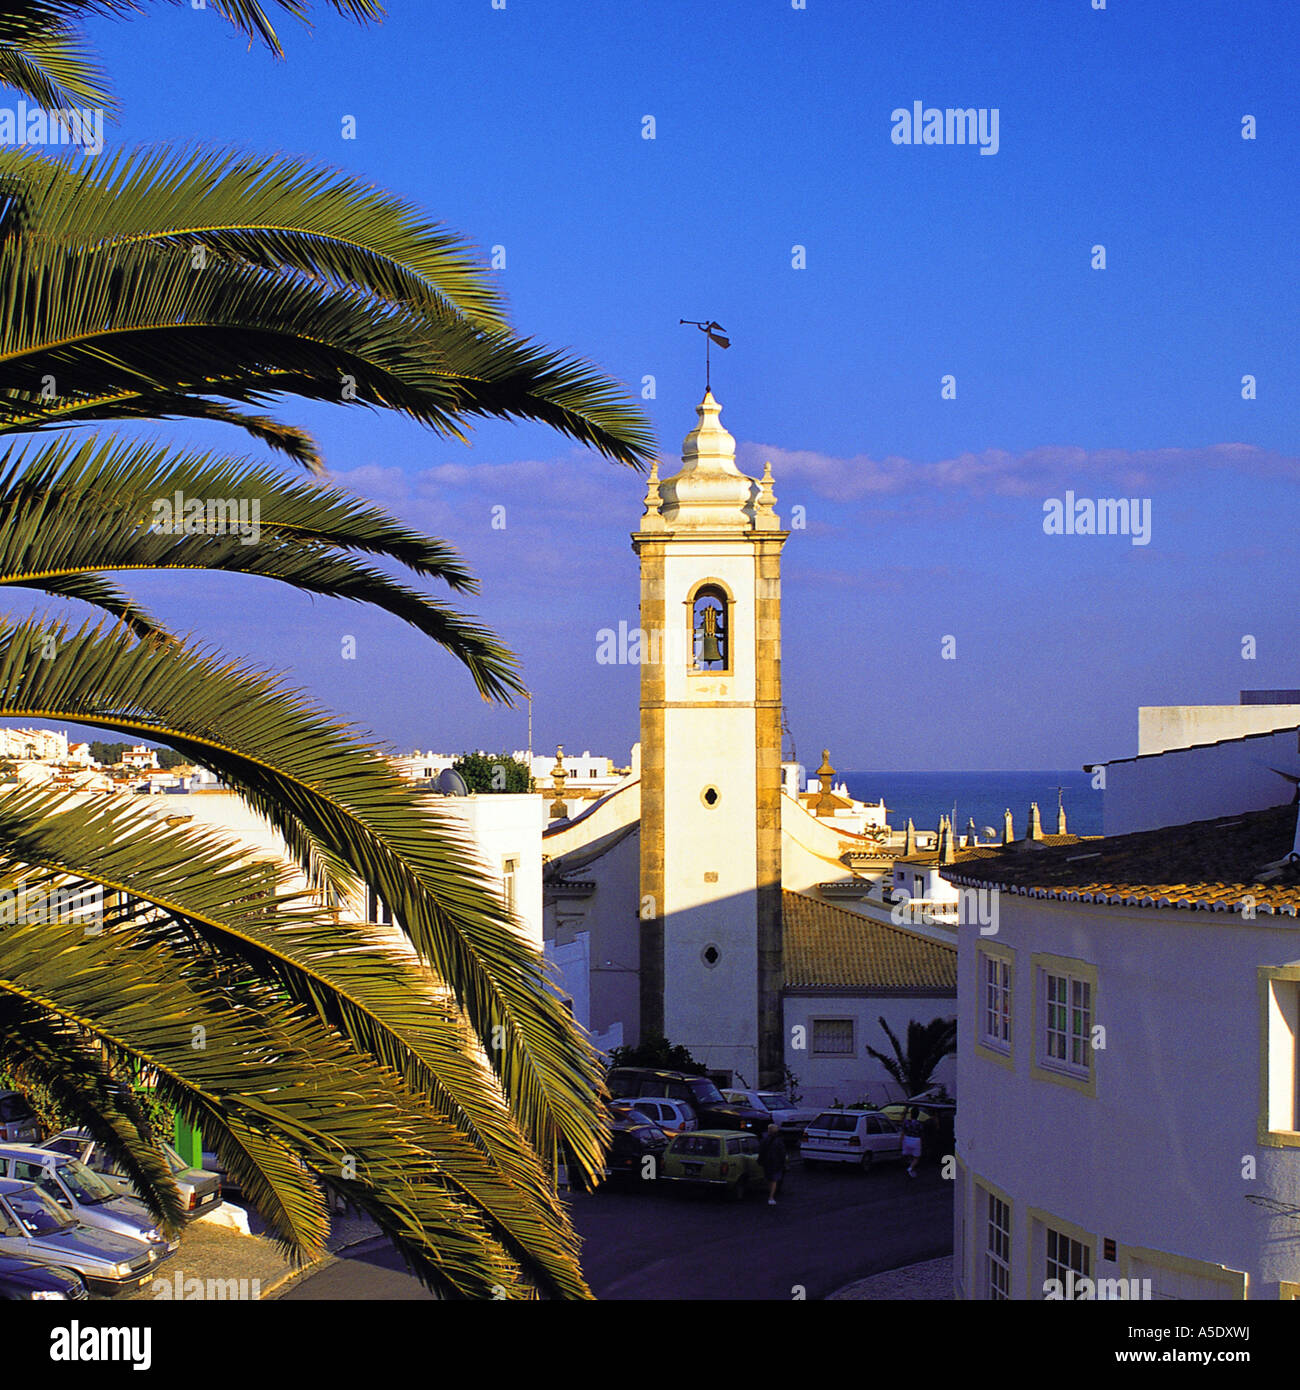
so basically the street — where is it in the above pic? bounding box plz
[277,1159,952,1300]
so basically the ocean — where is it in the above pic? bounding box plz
[840,769,1102,839]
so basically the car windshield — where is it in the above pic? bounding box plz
[5,1186,75,1235]
[672,1134,721,1157]
[56,1160,115,1205]
[686,1078,725,1105]
[758,1095,788,1112]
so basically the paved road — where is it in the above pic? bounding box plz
[277,1159,952,1300]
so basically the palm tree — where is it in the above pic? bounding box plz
[864,1017,957,1099]
[0,0,655,1297]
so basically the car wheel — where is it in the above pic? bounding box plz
[859,1151,874,1172]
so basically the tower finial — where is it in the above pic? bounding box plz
[679,318,730,394]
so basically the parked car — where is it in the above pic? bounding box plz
[661,1129,765,1200]
[200,1151,241,1200]
[611,1096,698,1136]
[0,1179,159,1296]
[599,1103,669,1186]
[800,1109,903,1170]
[605,1068,769,1133]
[0,1144,178,1259]
[0,1092,42,1145]
[41,1129,222,1220]
[721,1088,817,1135]
[0,1254,87,1301]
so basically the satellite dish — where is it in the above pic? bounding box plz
[437,768,469,797]
[981,826,998,841]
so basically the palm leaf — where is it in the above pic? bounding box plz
[0,435,524,696]
[0,913,557,1296]
[0,779,594,1294]
[0,617,612,1190]
[0,227,656,466]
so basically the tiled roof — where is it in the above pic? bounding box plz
[782,890,957,994]
[943,803,1300,915]
[893,834,1087,867]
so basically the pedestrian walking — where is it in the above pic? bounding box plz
[901,1107,924,1177]
[757,1122,786,1206]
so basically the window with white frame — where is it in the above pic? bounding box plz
[984,1190,1011,1300]
[1042,968,1091,1073]
[1263,971,1300,1138]
[502,858,518,916]
[1045,1225,1091,1297]
[981,951,1011,1051]
[811,1018,854,1056]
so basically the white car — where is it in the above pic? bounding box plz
[610,1097,697,1135]
[800,1109,903,1170]
[722,1088,817,1135]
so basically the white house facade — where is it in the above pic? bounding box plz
[947,799,1300,1301]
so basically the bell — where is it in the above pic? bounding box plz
[698,630,723,664]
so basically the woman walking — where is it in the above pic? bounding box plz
[901,1108,925,1178]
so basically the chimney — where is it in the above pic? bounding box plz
[1027,801,1044,841]
[938,816,955,865]
[967,817,979,847]
[548,744,569,821]
[904,817,916,855]
[1057,803,1068,835]
[815,749,837,816]
[1002,809,1014,845]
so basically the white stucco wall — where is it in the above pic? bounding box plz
[784,994,957,1108]
[956,894,1300,1299]
[148,786,546,946]
[1101,728,1298,835]
[1138,705,1300,757]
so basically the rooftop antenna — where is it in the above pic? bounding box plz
[780,705,796,764]
[1052,784,1066,816]
[679,319,730,393]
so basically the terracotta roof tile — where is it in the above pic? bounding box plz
[943,803,1300,915]
[782,890,957,993]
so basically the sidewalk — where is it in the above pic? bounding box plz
[114,1204,379,1302]
[828,1256,953,1300]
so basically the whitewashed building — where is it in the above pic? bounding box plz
[948,725,1300,1300]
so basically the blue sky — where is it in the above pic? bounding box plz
[38,0,1300,769]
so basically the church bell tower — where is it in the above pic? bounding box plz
[631,392,787,1087]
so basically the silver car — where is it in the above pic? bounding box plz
[0,1144,179,1260]
[42,1130,222,1220]
[0,1179,159,1296]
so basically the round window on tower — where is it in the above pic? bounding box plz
[701,786,720,808]
[701,944,721,968]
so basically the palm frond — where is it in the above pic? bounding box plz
[0,779,594,1293]
[0,145,506,330]
[0,902,585,1295]
[0,618,611,1190]
[0,228,655,466]
[0,434,526,695]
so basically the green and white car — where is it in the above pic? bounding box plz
[661,1129,765,1200]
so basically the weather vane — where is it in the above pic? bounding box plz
[680,319,730,392]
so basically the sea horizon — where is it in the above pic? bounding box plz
[840,768,1103,839]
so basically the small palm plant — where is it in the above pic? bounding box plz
[864,1016,957,1099]
[0,0,655,1297]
